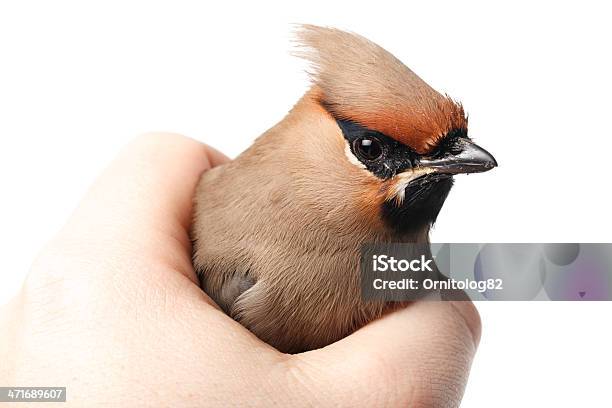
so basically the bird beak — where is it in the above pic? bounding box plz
[418,138,497,175]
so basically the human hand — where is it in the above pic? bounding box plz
[0,133,480,407]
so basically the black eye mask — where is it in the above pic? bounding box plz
[337,119,418,180]
[337,119,471,179]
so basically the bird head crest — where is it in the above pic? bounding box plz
[294,24,467,155]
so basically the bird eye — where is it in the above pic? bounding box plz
[353,137,383,161]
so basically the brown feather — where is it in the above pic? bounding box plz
[192,26,460,353]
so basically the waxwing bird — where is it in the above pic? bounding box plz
[192,25,496,353]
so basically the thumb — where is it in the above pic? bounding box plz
[291,301,481,407]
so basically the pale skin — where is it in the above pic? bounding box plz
[0,133,481,407]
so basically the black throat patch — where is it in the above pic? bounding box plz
[382,174,454,234]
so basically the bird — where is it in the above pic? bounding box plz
[191,25,496,353]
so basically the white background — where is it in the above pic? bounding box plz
[1,1,611,406]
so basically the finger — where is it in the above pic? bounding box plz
[205,144,230,168]
[54,132,229,283]
[290,301,481,407]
